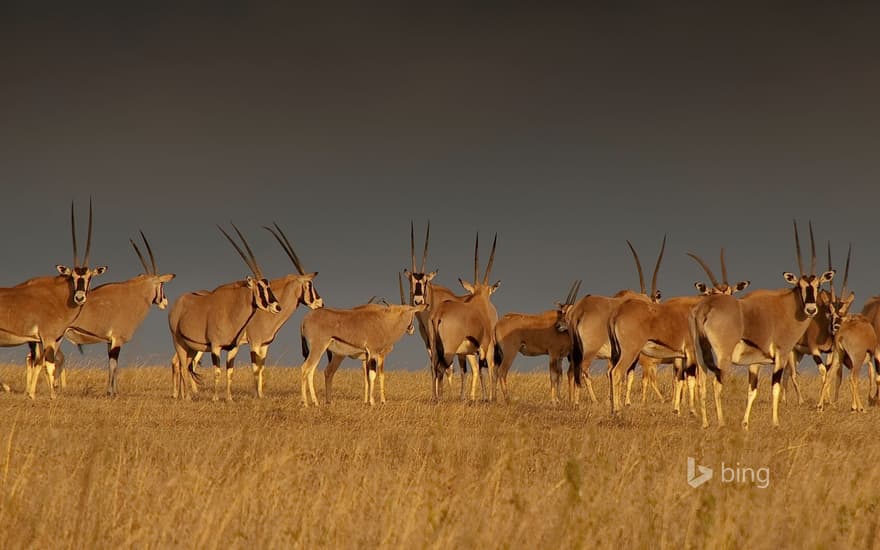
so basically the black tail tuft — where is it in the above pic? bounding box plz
[301,336,310,359]
[434,331,449,369]
[494,342,504,368]
[570,324,583,386]
[608,322,621,367]
[326,350,333,363]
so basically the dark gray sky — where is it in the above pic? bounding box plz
[2,4,879,373]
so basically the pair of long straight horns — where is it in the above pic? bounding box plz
[410,221,430,273]
[473,232,498,284]
[626,235,666,296]
[563,279,582,306]
[263,222,306,275]
[827,242,852,303]
[130,231,158,275]
[686,248,729,287]
[70,200,94,267]
[793,220,817,276]
[218,223,265,279]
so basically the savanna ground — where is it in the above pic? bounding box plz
[0,361,878,549]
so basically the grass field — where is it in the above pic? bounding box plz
[0,362,878,549]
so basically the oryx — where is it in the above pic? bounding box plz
[403,222,484,400]
[167,224,281,400]
[0,201,107,398]
[554,240,663,407]
[816,245,879,412]
[50,231,174,397]
[608,239,751,416]
[203,223,323,401]
[299,274,426,406]
[428,233,501,401]
[689,221,834,429]
[493,280,580,404]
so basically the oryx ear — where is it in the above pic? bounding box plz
[56,265,72,275]
[694,282,709,294]
[459,278,475,294]
[783,272,799,284]
[426,270,437,282]
[820,270,835,283]
[159,273,176,283]
[415,303,428,312]
[92,266,108,276]
[844,292,856,306]
[305,272,318,279]
[403,269,411,277]
[490,280,501,294]
[246,276,256,288]
[734,280,750,292]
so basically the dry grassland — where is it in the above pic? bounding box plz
[0,363,878,549]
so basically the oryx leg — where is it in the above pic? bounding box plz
[609,349,639,415]
[742,363,761,430]
[25,342,39,395]
[672,358,685,415]
[869,353,880,406]
[33,343,58,400]
[817,350,840,411]
[365,358,378,406]
[250,345,269,398]
[549,356,562,405]
[457,355,470,401]
[571,347,600,406]
[850,354,866,412]
[107,342,121,398]
[323,352,345,405]
[300,342,328,406]
[624,367,635,407]
[378,356,387,404]
[494,343,515,404]
[770,355,787,427]
[224,347,239,402]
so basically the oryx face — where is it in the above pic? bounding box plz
[247,276,282,314]
[827,293,855,335]
[153,273,176,310]
[694,281,751,296]
[299,273,323,310]
[783,271,835,317]
[57,264,108,305]
[554,303,572,332]
[404,269,436,306]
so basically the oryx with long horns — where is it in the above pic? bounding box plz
[200,223,323,401]
[0,201,107,398]
[167,224,281,399]
[403,222,485,400]
[50,231,174,397]
[427,233,501,401]
[689,221,834,429]
[816,245,879,412]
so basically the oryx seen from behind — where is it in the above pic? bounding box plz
[860,296,880,405]
[51,231,174,397]
[689,221,833,429]
[816,245,879,412]
[299,274,426,406]
[168,224,281,399]
[493,280,580,404]
[203,223,323,401]
[0,201,107,399]
[553,241,661,407]
[428,233,501,401]
[403,222,483,400]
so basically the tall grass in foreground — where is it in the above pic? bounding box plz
[0,363,878,549]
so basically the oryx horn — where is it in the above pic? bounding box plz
[626,240,646,295]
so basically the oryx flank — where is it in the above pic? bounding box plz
[689,221,834,429]
[1,201,107,398]
[861,296,880,405]
[168,224,281,400]
[403,222,484,400]
[816,245,879,412]
[299,274,426,406]
[51,231,174,397]
[428,233,501,401]
[202,223,323,401]
[493,280,581,404]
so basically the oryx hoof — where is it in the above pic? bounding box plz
[1,383,10,393]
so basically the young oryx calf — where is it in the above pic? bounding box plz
[51,231,174,397]
[493,280,580,404]
[817,246,880,412]
[168,224,281,399]
[299,275,426,406]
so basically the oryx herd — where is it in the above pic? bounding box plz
[3,204,880,430]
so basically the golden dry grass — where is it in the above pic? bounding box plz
[0,362,878,549]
